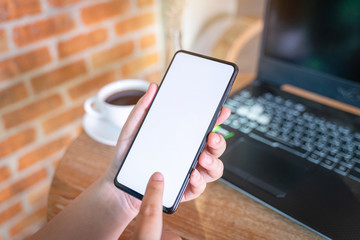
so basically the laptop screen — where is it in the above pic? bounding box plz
[264,0,360,84]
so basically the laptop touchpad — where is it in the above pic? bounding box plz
[224,137,307,198]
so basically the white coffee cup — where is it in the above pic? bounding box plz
[84,79,149,129]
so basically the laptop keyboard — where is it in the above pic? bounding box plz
[222,90,360,183]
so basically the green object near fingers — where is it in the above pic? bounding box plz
[212,125,234,139]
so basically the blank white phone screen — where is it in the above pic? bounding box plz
[116,52,235,208]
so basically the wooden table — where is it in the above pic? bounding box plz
[47,75,325,240]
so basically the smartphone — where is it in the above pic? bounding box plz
[114,50,238,213]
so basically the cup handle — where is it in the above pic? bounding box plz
[84,97,103,118]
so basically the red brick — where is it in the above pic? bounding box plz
[121,52,159,77]
[115,12,155,36]
[0,168,47,204]
[81,0,131,25]
[91,41,134,68]
[13,14,74,46]
[0,128,36,158]
[0,83,28,109]
[0,29,8,53]
[58,29,107,58]
[0,0,41,22]
[9,206,46,237]
[0,202,23,225]
[42,105,84,134]
[140,33,156,49]
[48,0,82,7]
[0,166,11,183]
[68,71,115,99]
[0,47,51,82]
[31,60,87,93]
[18,135,72,170]
[137,0,154,7]
[27,183,50,206]
[2,94,63,129]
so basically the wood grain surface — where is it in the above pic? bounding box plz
[47,75,325,240]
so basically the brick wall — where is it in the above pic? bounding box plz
[0,0,162,239]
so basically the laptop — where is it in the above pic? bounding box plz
[216,0,360,239]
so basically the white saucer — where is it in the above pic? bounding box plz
[83,114,121,146]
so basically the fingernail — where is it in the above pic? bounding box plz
[150,82,157,90]
[203,154,212,166]
[152,172,164,181]
[214,133,220,143]
[192,169,200,179]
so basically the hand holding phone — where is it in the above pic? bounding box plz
[114,51,238,213]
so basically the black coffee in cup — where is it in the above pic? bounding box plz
[105,90,145,106]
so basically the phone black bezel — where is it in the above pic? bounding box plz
[114,50,238,214]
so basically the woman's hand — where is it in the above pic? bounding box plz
[102,82,230,216]
[30,82,230,240]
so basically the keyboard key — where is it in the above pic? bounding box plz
[250,104,264,114]
[244,99,255,106]
[267,131,279,138]
[313,150,327,158]
[239,126,252,134]
[338,161,354,169]
[256,125,268,133]
[228,114,237,120]
[352,158,360,164]
[223,119,231,125]
[257,115,271,125]
[239,117,248,124]
[326,155,340,163]
[355,150,360,158]
[307,153,322,164]
[303,113,315,121]
[230,121,240,129]
[284,100,293,107]
[275,96,284,104]
[227,99,239,106]
[240,90,251,98]
[247,121,258,129]
[320,159,336,170]
[325,122,337,130]
[334,164,350,176]
[247,112,258,121]
[295,103,305,112]
[236,107,249,116]
[355,133,360,141]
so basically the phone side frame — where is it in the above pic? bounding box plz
[114,50,239,214]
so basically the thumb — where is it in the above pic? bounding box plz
[113,82,158,163]
[119,82,158,142]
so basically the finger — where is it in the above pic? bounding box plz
[204,132,226,158]
[119,82,158,142]
[197,152,224,182]
[133,172,164,240]
[114,83,157,162]
[214,107,231,126]
[182,169,206,201]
